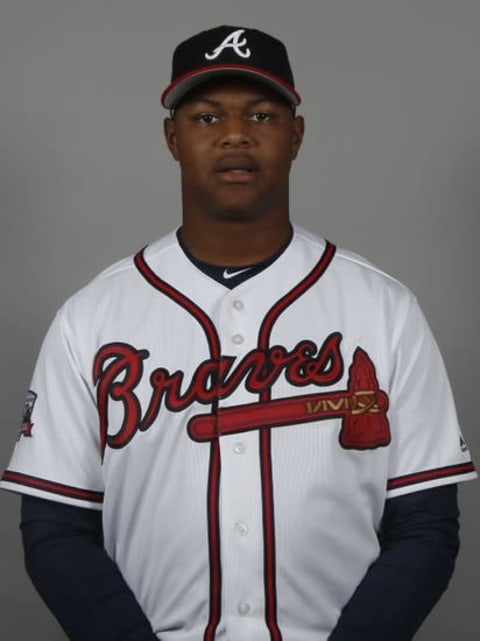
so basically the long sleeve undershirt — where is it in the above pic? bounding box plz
[21,495,158,641]
[329,484,459,640]
[20,484,459,641]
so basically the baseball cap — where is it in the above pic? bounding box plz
[161,25,301,110]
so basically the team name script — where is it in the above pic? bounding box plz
[93,332,343,453]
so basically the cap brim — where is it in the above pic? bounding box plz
[161,64,301,109]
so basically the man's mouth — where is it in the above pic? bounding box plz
[215,155,259,182]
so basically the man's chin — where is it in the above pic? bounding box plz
[215,209,260,223]
[207,201,268,223]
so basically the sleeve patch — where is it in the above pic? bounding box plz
[19,390,37,438]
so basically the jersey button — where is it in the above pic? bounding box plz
[232,334,244,345]
[235,522,249,536]
[233,442,245,454]
[233,300,244,310]
[237,602,251,616]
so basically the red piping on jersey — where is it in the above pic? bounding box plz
[134,250,220,355]
[387,462,476,491]
[257,240,336,641]
[1,470,104,503]
[134,249,222,641]
[134,241,337,641]
[203,440,222,641]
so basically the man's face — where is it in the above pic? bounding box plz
[164,78,304,223]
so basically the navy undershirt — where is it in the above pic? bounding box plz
[176,226,293,288]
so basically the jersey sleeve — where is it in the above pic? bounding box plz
[1,303,104,509]
[385,291,476,498]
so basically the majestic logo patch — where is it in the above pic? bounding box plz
[19,390,37,438]
[93,334,390,454]
[204,29,251,60]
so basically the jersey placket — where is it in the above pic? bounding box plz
[217,289,267,641]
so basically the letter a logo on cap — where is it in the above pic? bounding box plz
[204,29,251,60]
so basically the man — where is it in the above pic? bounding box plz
[1,25,476,641]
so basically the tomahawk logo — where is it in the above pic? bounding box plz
[205,29,251,60]
[94,335,391,454]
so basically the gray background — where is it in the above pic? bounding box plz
[1,1,478,638]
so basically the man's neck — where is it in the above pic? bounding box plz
[179,216,292,267]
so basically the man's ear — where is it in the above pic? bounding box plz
[291,115,305,161]
[164,117,180,161]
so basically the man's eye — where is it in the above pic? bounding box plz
[250,112,271,122]
[196,113,219,124]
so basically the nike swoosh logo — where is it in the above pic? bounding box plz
[223,267,252,279]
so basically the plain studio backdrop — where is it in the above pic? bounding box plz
[1,1,478,639]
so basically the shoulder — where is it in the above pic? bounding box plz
[91,229,181,286]
[56,229,181,329]
[293,225,412,296]
[291,226,423,339]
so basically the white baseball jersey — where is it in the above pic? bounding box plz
[1,226,476,641]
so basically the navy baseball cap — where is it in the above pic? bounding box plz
[161,25,301,110]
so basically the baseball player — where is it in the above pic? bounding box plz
[1,25,476,641]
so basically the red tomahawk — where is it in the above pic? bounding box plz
[187,348,390,449]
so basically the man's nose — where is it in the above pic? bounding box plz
[219,117,252,147]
